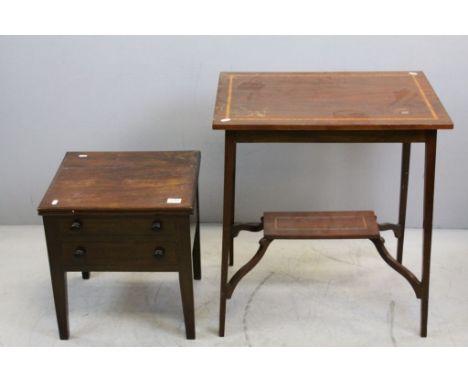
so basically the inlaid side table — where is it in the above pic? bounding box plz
[213,71,453,337]
[38,151,201,340]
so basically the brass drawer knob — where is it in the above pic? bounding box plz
[70,220,82,231]
[151,220,162,231]
[74,247,86,257]
[153,247,165,258]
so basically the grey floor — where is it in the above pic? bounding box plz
[1,224,467,346]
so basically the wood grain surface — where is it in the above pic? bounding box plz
[213,72,453,130]
[264,211,380,239]
[38,151,200,214]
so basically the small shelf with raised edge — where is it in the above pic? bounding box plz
[264,210,380,240]
[226,210,422,302]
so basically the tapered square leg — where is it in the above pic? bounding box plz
[397,142,411,264]
[178,272,195,339]
[420,132,437,337]
[178,216,196,339]
[43,217,70,340]
[192,185,201,280]
[219,131,236,336]
[49,266,69,340]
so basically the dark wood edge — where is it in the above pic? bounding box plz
[38,209,194,216]
[213,124,453,130]
[228,130,432,143]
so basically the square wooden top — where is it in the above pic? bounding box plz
[213,72,453,131]
[38,151,200,215]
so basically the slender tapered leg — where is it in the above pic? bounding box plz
[219,131,236,336]
[43,217,70,340]
[397,143,411,264]
[192,185,201,280]
[178,216,196,339]
[229,139,236,267]
[420,132,437,337]
[49,265,69,340]
[82,272,90,279]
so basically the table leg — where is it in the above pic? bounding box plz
[49,264,69,340]
[229,139,237,267]
[43,218,70,340]
[229,234,234,266]
[178,216,196,339]
[192,185,201,280]
[421,131,437,337]
[219,131,236,336]
[397,143,411,264]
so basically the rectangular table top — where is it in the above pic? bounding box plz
[38,151,200,215]
[213,72,453,131]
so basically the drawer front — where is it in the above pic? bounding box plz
[61,239,178,267]
[58,216,177,237]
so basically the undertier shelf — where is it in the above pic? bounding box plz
[263,211,380,240]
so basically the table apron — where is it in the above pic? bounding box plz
[232,130,429,143]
